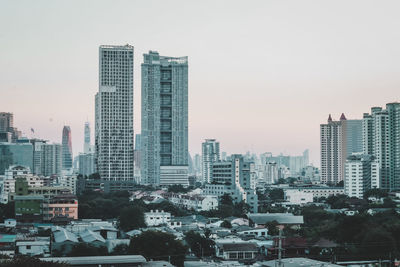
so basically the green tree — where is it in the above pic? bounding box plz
[129,231,187,267]
[185,230,215,258]
[220,194,233,206]
[110,244,130,255]
[269,188,284,201]
[118,205,146,231]
[265,220,279,236]
[168,184,190,193]
[0,256,69,267]
[220,220,232,228]
[67,243,107,256]
[364,188,388,199]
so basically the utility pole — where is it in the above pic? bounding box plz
[277,228,284,267]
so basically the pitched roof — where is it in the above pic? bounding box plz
[80,229,106,243]
[53,229,78,243]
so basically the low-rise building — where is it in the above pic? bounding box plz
[144,210,171,227]
[284,190,313,205]
[16,238,50,257]
[215,242,258,261]
[165,193,218,211]
[284,187,344,199]
[43,194,78,222]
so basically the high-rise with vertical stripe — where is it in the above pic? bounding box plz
[141,51,188,185]
[95,45,134,181]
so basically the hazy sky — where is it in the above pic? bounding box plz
[1,0,400,166]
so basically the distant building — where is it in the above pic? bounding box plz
[83,122,92,154]
[320,114,362,184]
[78,153,95,176]
[362,103,400,190]
[206,154,258,213]
[344,153,379,198]
[202,139,220,183]
[0,142,33,174]
[144,210,171,226]
[29,139,47,175]
[41,144,62,176]
[0,112,21,142]
[284,190,314,205]
[141,51,189,186]
[62,126,73,170]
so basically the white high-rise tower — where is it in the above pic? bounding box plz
[202,139,220,183]
[95,45,134,181]
[84,122,92,154]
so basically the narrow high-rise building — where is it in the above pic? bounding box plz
[62,126,73,170]
[202,139,220,183]
[320,114,362,184]
[41,143,62,176]
[84,122,92,154]
[0,112,21,142]
[95,44,134,181]
[141,51,188,186]
[362,103,400,190]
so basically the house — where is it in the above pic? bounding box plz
[91,225,118,240]
[3,219,16,228]
[236,228,268,238]
[261,257,342,267]
[52,228,79,255]
[268,237,308,258]
[0,234,16,257]
[215,242,258,261]
[16,238,50,257]
[79,229,106,247]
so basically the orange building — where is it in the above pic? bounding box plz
[43,194,78,222]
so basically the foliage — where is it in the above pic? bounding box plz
[118,205,146,231]
[67,243,108,257]
[364,188,388,199]
[220,220,232,228]
[168,184,191,193]
[0,202,15,219]
[110,244,130,255]
[0,256,70,267]
[220,194,233,206]
[326,194,350,209]
[129,231,187,267]
[78,191,130,219]
[269,188,284,201]
[265,220,279,236]
[185,230,215,258]
[88,173,101,180]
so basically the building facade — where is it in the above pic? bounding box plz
[202,139,220,184]
[320,114,362,184]
[41,144,62,177]
[95,45,134,182]
[141,51,188,185]
[62,126,73,170]
[362,103,400,190]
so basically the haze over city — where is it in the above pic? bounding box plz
[2,0,400,165]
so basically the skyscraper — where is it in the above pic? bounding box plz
[320,114,362,184]
[84,122,92,154]
[62,126,73,170]
[95,45,134,181]
[41,143,62,176]
[0,112,21,142]
[141,51,188,185]
[362,103,400,190]
[202,139,220,183]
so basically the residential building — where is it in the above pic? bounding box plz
[202,139,220,183]
[141,51,188,186]
[43,194,78,222]
[144,210,171,226]
[215,242,258,261]
[29,139,47,175]
[362,103,400,190]
[344,153,380,198]
[283,187,344,199]
[284,190,314,205]
[320,114,362,184]
[62,126,73,170]
[206,154,258,212]
[41,143,62,176]
[165,193,218,211]
[0,142,33,174]
[95,44,134,182]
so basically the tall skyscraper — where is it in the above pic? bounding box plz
[362,103,400,190]
[41,143,62,176]
[141,51,188,185]
[135,134,141,151]
[95,44,134,181]
[202,139,220,183]
[0,112,21,142]
[84,122,92,154]
[62,126,73,170]
[320,114,362,184]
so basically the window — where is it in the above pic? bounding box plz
[26,245,31,249]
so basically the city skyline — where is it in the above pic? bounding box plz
[2,0,400,166]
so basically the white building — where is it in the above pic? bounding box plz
[144,210,171,227]
[16,239,50,257]
[344,154,380,199]
[160,166,189,186]
[166,193,218,211]
[95,44,135,182]
[202,139,220,183]
[284,190,314,205]
[284,187,344,199]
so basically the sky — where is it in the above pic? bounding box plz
[1,0,400,166]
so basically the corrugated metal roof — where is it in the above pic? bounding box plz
[53,229,78,243]
[80,229,106,243]
[248,213,304,225]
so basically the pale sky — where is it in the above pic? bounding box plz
[1,0,400,166]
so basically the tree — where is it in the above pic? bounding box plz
[129,231,187,267]
[233,201,251,217]
[220,194,233,206]
[364,188,388,199]
[118,205,146,231]
[265,220,279,236]
[220,220,232,228]
[67,243,108,257]
[110,244,129,255]
[168,184,189,193]
[269,188,284,201]
[88,173,101,179]
[185,230,215,258]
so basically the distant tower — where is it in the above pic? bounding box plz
[84,122,91,153]
[62,126,73,170]
[202,139,220,183]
